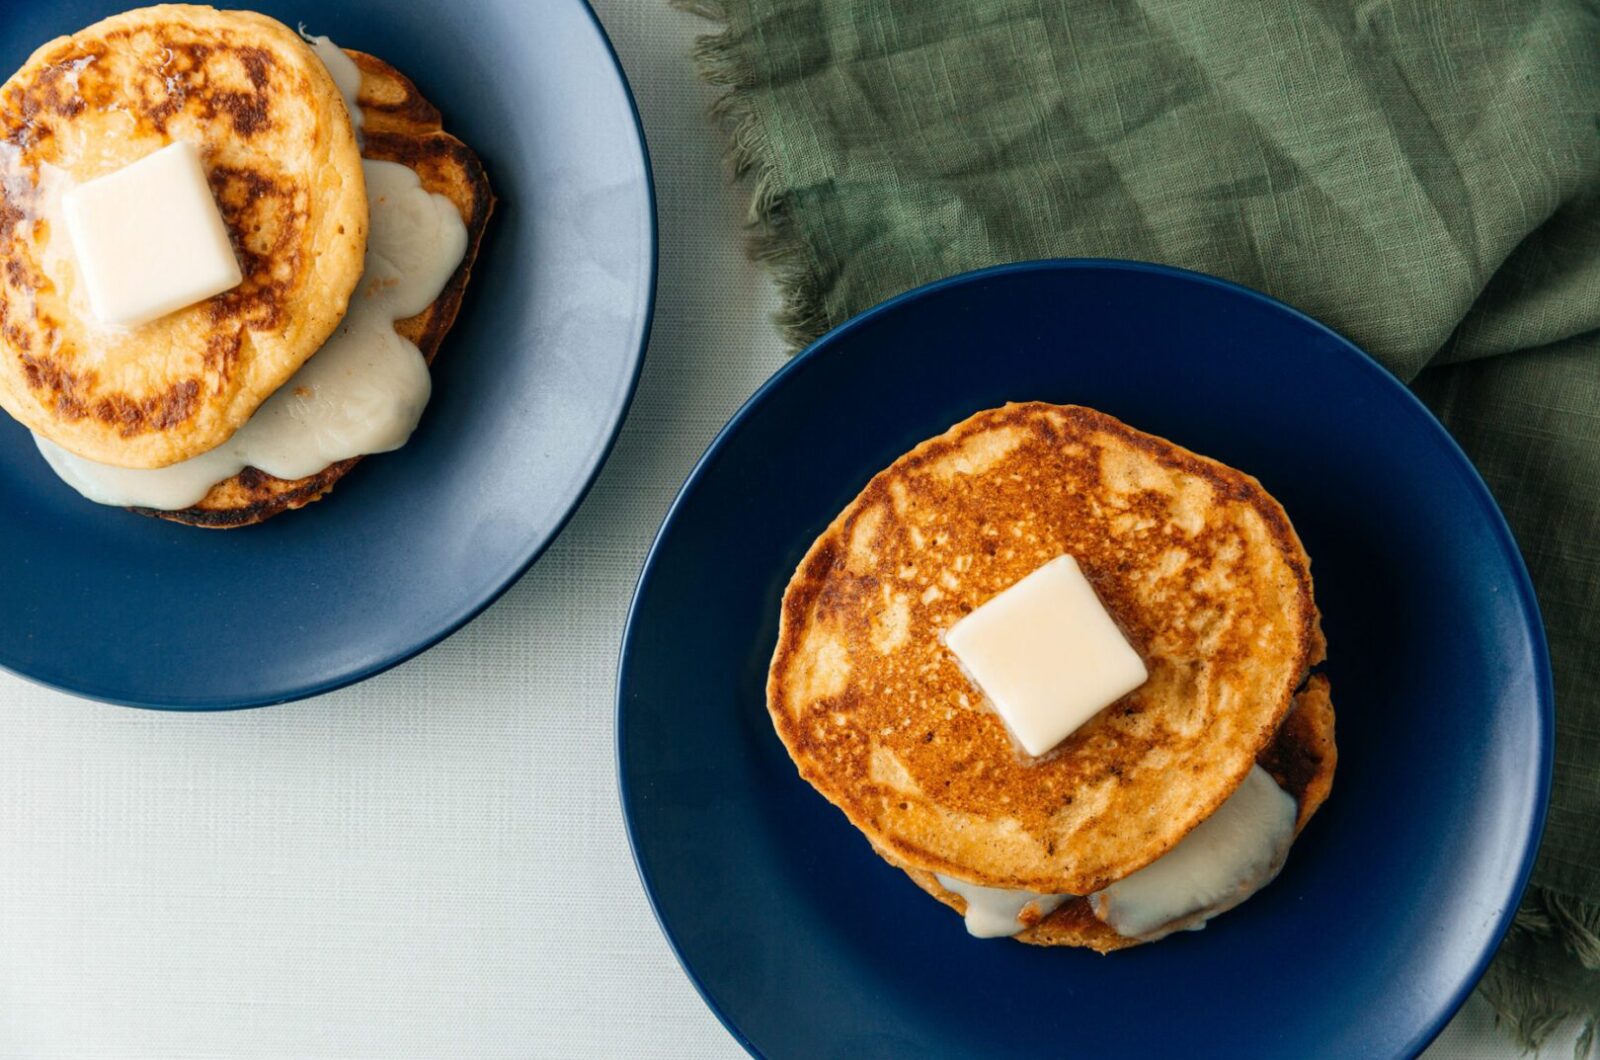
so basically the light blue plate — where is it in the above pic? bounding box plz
[0,0,654,708]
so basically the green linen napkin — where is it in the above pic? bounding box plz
[680,0,1600,1046]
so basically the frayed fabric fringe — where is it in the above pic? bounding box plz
[1481,889,1600,1057]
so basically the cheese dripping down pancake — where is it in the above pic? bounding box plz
[33,48,494,527]
[0,4,367,468]
[896,675,1336,951]
[767,403,1323,896]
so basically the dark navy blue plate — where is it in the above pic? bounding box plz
[0,0,654,708]
[618,261,1551,1058]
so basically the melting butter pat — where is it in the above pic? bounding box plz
[63,141,243,327]
[946,554,1147,757]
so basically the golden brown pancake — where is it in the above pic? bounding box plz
[136,50,494,528]
[0,4,367,468]
[768,403,1322,895]
[897,675,1336,952]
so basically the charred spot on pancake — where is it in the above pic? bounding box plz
[235,465,269,489]
[202,331,241,380]
[0,199,24,244]
[205,163,302,328]
[80,36,277,138]
[238,47,273,90]
[2,323,28,353]
[20,352,93,418]
[1256,723,1318,800]
[99,34,212,134]
[17,351,201,435]
[91,377,200,435]
[26,58,91,119]
[209,88,270,137]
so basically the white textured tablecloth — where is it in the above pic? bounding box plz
[0,2,1579,1056]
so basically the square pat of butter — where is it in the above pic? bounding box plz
[946,554,1148,757]
[63,141,243,328]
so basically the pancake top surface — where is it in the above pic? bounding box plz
[768,403,1320,894]
[0,4,366,467]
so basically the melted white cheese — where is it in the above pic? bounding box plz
[36,160,467,509]
[1088,765,1297,941]
[933,766,1297,941]
[304,32,365,144]
[934,874,1070,939]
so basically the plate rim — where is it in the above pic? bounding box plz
[616,257,1554,1059]
[0,0,658,712]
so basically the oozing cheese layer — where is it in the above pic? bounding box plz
[940,765,1296,940]
[36,159,466,510]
